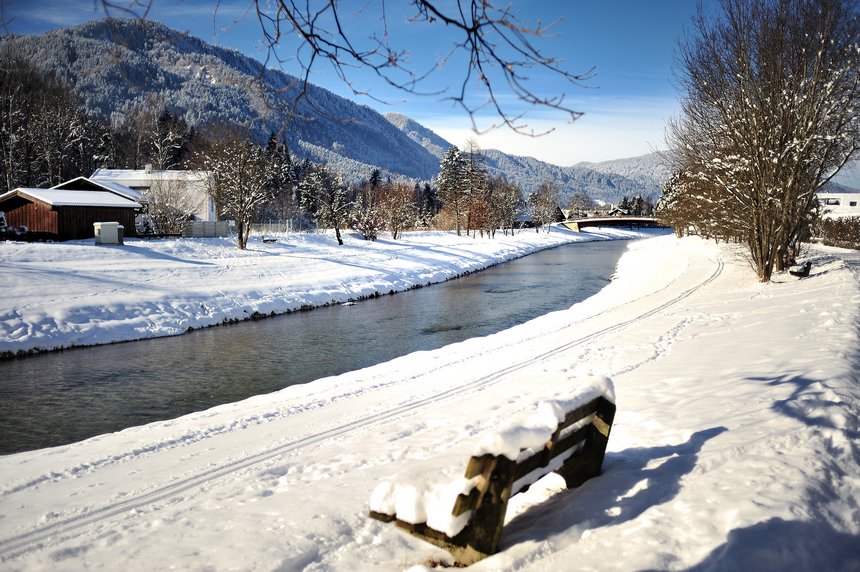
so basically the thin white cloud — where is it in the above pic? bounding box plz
[5,0,102,29]
[416,94,678,165]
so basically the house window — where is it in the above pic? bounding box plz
[824,198,841,206]
[850,201,857,207]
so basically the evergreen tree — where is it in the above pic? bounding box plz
[437,146,467,235]
[299,164,353,245]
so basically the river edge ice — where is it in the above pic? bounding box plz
[0,230,859,570]
[0,226,652,357]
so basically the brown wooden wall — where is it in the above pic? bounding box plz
[2,197,58,235]
[56,206,138,240]
[2,197,137,240]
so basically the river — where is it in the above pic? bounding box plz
[0,239,631,454]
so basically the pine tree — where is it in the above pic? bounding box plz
[437,146,467,235]
[299,164,353,245]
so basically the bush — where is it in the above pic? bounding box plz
[819,217,860,250]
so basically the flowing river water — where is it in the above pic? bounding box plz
[0,239,632,454]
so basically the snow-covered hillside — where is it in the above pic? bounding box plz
[2,19,440,181]
[384,113,452,161]
[575,152,672,196]
[0,234,857,570]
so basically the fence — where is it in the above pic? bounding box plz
[182,221,232,238]
[251,220,316,235]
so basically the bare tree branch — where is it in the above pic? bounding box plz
[85,0,592,135]
[254,0,593,136]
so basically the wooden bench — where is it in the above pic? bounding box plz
[789,260,812,278]
[369,395,616,565]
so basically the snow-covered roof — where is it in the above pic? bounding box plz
[91,168,210,187]
[95,180,142,201]
[52,176,142,201]
[0,188,142,209]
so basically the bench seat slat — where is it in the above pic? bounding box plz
[512,423,591,484]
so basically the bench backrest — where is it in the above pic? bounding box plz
[370,394,616,565]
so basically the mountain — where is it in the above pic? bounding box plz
[382,113,670,204]
[2,18,440,182]
[824,181,860,193]
[574,154,672,198]
[483,151,669,205]
[383,113,451,161]
[5,18,670,204]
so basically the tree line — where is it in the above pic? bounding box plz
[438,141,569,237]
[1,47,577,250]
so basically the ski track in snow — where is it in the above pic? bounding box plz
[0,242,726,562]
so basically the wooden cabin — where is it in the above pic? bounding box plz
[0,187,141,241]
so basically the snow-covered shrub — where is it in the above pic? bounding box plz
[351,206,384,241]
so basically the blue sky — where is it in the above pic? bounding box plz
[5,1,859,185]
[3,0,707,166]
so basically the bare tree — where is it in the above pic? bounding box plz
[529,179,561,233]
[376,181,416,240]
[565,192,596,218]
[142,175,204,235]
[669,0,860,281]
[0,48,107,192]
[193,126,277,249]
[487,176,523,236]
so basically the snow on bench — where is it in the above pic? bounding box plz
[789,260,812,278]
[369,376,616,565]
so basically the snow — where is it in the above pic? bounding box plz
[472,375,615,461]
[0,230,859,571]
[0,187,142,208]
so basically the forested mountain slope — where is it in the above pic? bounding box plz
[2,18,440,182]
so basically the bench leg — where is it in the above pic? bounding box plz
[556,398,616,488]
[446,456,516,564]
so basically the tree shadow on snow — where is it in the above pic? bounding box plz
[501,426,728,551]
[750,373,860,466]
[111,244,215,265]
[749,373,858,432]
[676,517,860,572]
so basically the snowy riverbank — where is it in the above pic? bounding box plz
[0,226,655,357]
[0,234,858,570]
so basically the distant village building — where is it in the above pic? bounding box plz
[817,192,860,219]
[91,166,217,222]
[0,186,141,241]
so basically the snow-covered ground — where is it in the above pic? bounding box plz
[0,226,647,356]
[1,230,859,571]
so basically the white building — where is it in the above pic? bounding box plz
[817,192,860,219]
[91,166,217,222]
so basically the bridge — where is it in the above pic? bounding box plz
[562,217,669,232]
